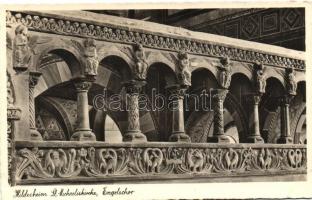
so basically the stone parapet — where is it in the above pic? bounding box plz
[14,141,306,184]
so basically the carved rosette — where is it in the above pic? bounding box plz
[13,24,32,71]
[177,51,191,87]
[218,57,232,89]
[14,145,306,182]
[254,63,266,94]
[133,43,148,80]
[83,38,99,76]
[286,67,297,96]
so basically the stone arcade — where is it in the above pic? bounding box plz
[6,10,306,185]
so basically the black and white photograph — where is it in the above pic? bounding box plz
[2,2,311,199]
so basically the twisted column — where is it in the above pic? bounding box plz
[208,89,230,143]
[123,80,147,142]
[277,95,294,144]
[29,71,42,140]
[246,94,264,143]
[167,85,190,142]
[70,77,96,141]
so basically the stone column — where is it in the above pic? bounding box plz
[246,94,264,143]
[70,77,96,141]
[208,89,230,143]
[167,85,190,142]
[29,71,42,140]
[123,80,147,142]
[277,95,293,144]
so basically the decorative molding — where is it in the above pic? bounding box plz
[6,11,305,71]
[14,142,306,183]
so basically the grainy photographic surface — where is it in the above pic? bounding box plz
[5,6,307,196]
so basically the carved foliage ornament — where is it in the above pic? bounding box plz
[6,11,305,71]
[15,146,306,181]
[177,51,191,86]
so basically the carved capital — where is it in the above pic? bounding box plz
[247,93,262,105]
[279,95,294,106]
[124,80,146,94]
[167,85,188,99]
[7,108,21,120]
[29,71,42,88]
[212,89,228,102]
[72,78,93,92]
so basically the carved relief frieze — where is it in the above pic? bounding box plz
[14,144,306,182]
[6,11,305,71]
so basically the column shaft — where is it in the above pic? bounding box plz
[208,89,230,143]
[123,81,147,142]
[277,95,293,144]
[29,71,42,140]
[168,85,190,142]
[70,78,96,141]
[246,95,264,143]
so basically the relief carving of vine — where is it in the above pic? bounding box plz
[15,145,307,182]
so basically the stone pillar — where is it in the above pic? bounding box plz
[277,95,293,144]
[123,80,147,142]
[246,94,264,143]
[208,89,230,143]
[167,85,190,142]
[70,77,96,141]
[29,71,42,140]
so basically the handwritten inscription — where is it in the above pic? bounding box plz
[14,187,135,198]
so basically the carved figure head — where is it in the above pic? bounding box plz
[15,24,28,37]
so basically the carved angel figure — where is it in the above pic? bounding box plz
[84,38,99,76]
[133,43,148,80]
[219,57,232,89]
[255,65,266,94]
[178,51,191,86]
[287,68,297,95]
[13,24,32,69]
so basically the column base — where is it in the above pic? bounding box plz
[70,129,96,141]
[123,131,147,142]
[207,135,231,143]
[169,133,191,143]
[30,129,43,141]
[277,137,293,144]
[246,136,264,143]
